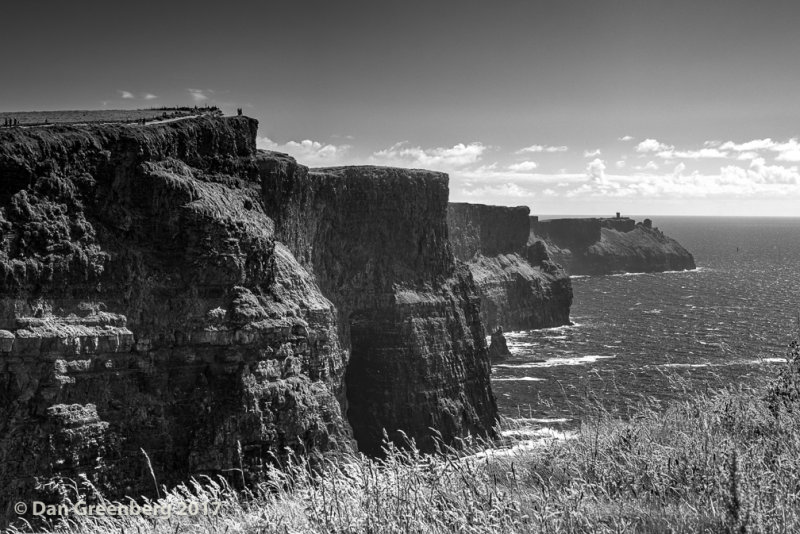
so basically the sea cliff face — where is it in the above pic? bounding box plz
[532,217,696,275]
[447,203,572,332]
[261,159,496,455]
[0,117,497,517]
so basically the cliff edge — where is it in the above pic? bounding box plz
[531,217,696,275]
[261,158,497,455]
[0,116,497,519]
[447,203,572,332]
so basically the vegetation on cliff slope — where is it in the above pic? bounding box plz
[8,342,800,534]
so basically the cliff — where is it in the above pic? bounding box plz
[261,159,496,455]
[531,217,696,275]
[0,116,497,519]
[447,203,572,332]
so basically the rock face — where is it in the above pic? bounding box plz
[447,203,572,332]
[531,217,696,275]
[0,117,497,519]
[261,158,497,455]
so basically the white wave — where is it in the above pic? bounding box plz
[495,355,615,369]
[745,358,786,364]
[492,376,545,382]
[660,357,786,369]
[469,428,577,460]
[503,323,583,337]
[500,425,573,438]
[509,417,571,425]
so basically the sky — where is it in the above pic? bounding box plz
[2,1,800,216]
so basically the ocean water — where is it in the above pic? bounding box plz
[494,216,800,429]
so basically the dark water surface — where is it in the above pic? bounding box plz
[493,216,800,429]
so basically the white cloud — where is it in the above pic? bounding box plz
[773,139,800,162]
[461,183,529,198]
[719,138,775,152]
[188,88,209,103]
[508,161,539,172]
[664,148,730,159]
[644,161,659,171]
[371,141,486,169]
[516,144,568,154]
[619,135,634,141]
[119,90,134,99]
[257,137,351,166]
[587,158,606,183]
[636,138,673,153]
[143,93,158,100]
[584,149,602,157]
[615,160,626,169]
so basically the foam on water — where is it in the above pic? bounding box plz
[492,377,546,382]
[491,217,800,426]
[495,355,616,369]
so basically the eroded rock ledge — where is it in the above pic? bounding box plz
[531,217,696,275]
[0,116,497,518]
[447,203,572,332]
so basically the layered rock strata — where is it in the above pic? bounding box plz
[0,117,497,519]
[261,158,497,455]
[447,203,572,332]
[531,217,696,275]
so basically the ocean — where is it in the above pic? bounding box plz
[494,216,800,430]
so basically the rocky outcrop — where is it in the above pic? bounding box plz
[261,159,496,455]
[488,328,511,362]
[447,203,572,332]
[531,217,696,275]
[0,117,497,520]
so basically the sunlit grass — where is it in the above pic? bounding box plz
[8,342,800,533]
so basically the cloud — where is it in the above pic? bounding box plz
[615,160,626,169]
[587,158,606,183]
[619,135,634,141]
[773,139,800,162]
[584,149,602,157]
[560,158,800,200]
[119,90,134,99]
[715,138,800,162]
[719,138,775,152]
[143,93,158,100]
[460,183,529,198]
[508,161,539,172]
[661,148,730,159]
[636,138,673,153]
[188,88,209,103]
[371,141,487,169]
[644,161,659,171]
[257,137,351,166]
[516,144,568,154]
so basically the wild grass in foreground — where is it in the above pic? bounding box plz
[8,342,800,533]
